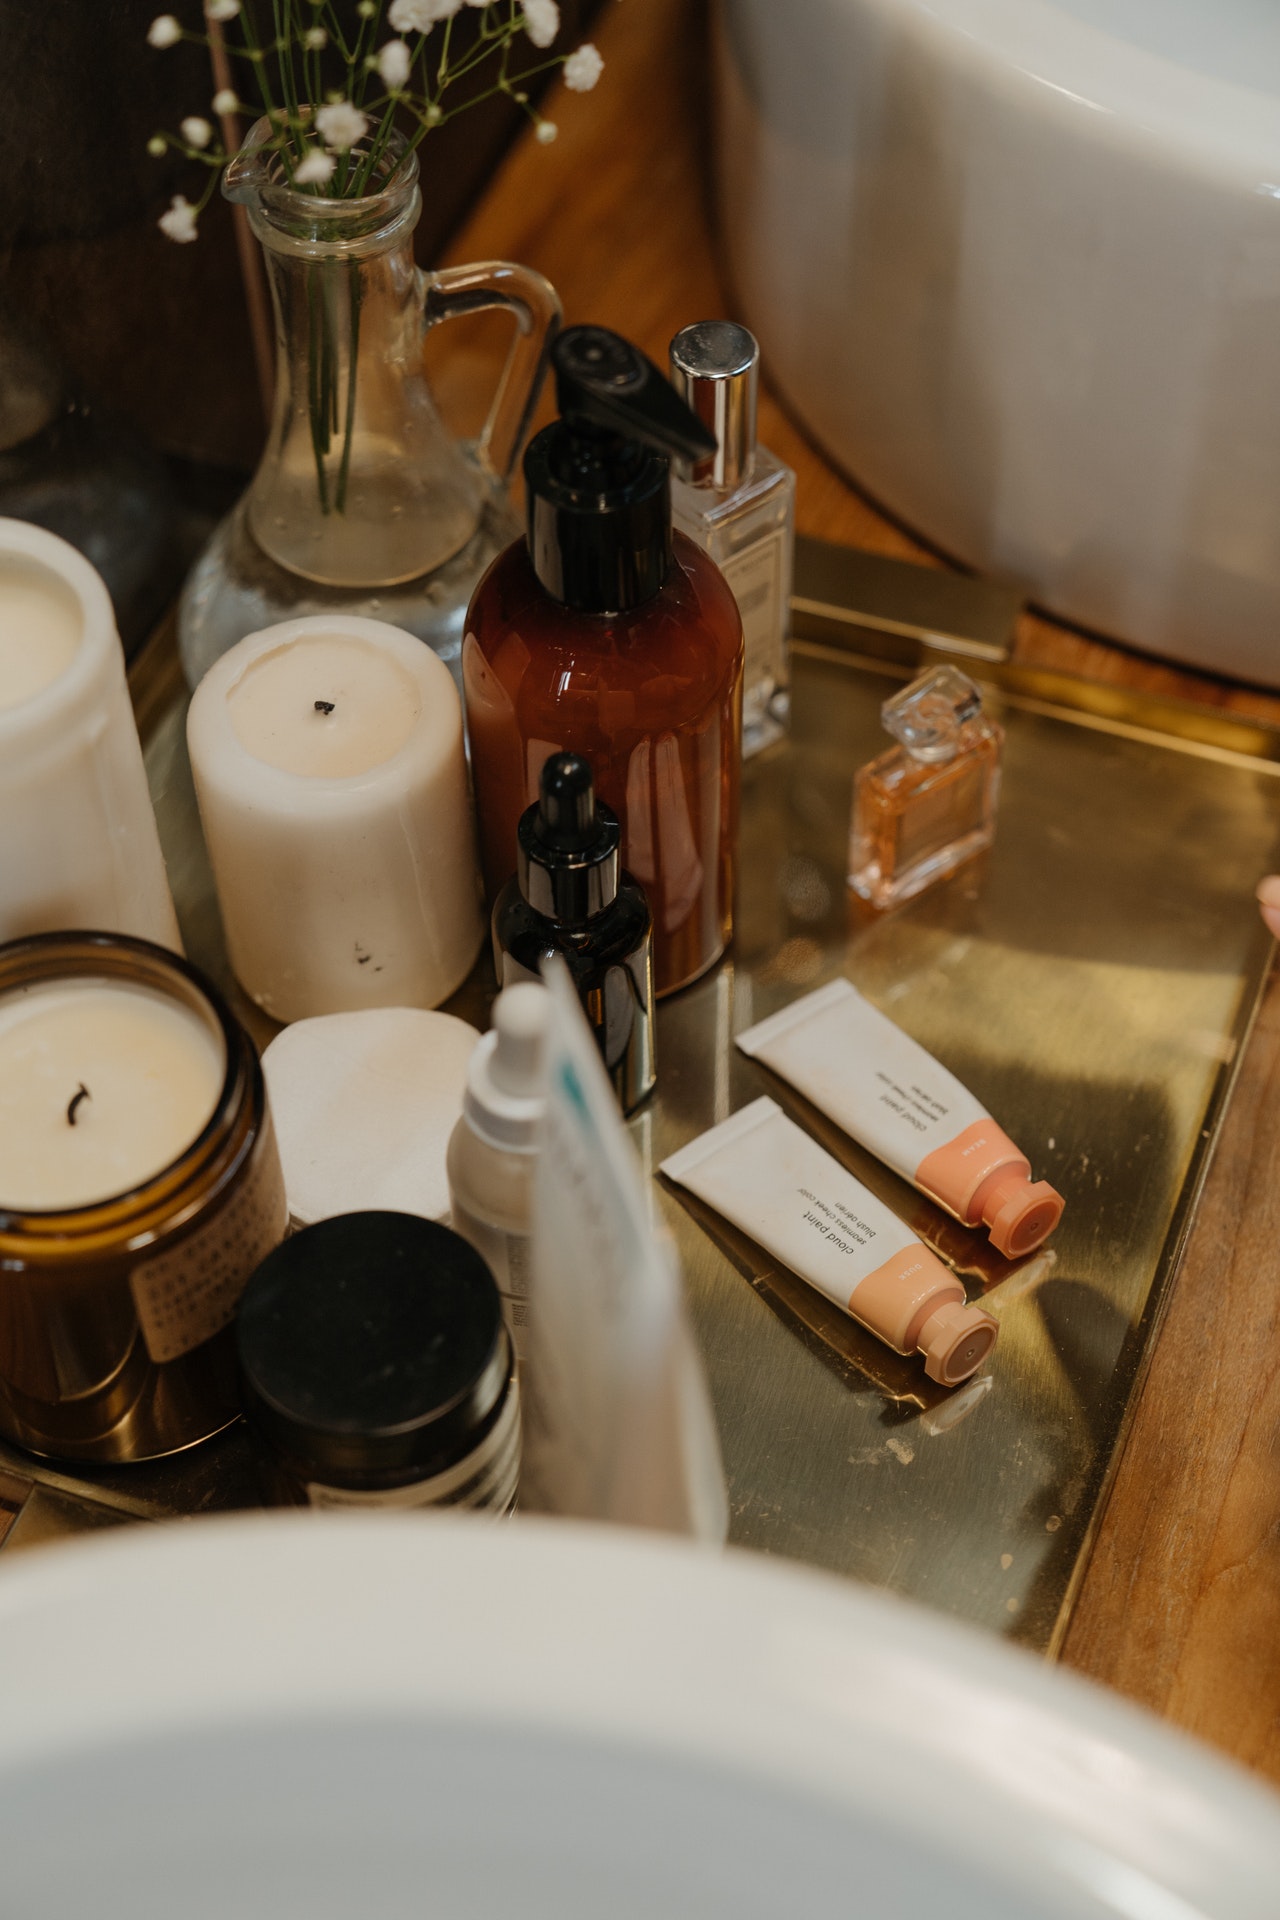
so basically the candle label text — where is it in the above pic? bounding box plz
[130,1138,288,1364]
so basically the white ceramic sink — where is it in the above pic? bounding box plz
[0,1514,1277,1916]
[715,0,1280,682]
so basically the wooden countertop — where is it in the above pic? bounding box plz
[439,0,1280,1783]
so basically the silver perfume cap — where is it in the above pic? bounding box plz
[669,320,759,490]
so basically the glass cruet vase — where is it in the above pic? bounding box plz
[178,119,560,691]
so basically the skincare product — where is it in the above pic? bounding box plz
[669,321,795,756]
[661,1097,997,1386]
[737,977,1064,1258]
[0,518,179,950]
[447,982,549,1358]
[0,931,287,1463]
[261,1007,479,1229]
[237,1212,520,1513]
[492,752,656,1115]
[848,664,1002,908]
[463,325,743,997]
[187,613,483,1023]
[524,958,728,1538]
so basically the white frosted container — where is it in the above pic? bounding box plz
[187,614,484,1022]
[0,518,178,947]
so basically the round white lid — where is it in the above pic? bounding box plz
[262,1006,479,1226]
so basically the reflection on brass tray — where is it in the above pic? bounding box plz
[17,562,1275,1663]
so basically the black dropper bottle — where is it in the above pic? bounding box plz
[492,750,656,1115]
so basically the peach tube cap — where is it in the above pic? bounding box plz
[979,1171,1064,1260]
[917,1301,999,1386]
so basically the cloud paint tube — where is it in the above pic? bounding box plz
[661,1098,997,1386]
[737,979,1063,1258]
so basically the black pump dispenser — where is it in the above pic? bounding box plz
[518,752,620,924]
[524,325,718,615]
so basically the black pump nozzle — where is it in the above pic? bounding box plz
[518,752,620,923]
[524,324,718,615]
[551,328,718,471]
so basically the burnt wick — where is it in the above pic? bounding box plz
[66,1083,91,1126]
[314,699,336,715]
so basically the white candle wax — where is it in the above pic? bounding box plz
[0,520,179,949]
[0,979,226,1212]
[227,633,420,778]
[0,562,81,712]
[188,616,484,1023]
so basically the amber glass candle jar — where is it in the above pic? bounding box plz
[0,931,287,1464]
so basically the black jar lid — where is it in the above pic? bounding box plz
[236,1212,510,1486]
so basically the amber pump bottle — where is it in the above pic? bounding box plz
[463,325,744,997]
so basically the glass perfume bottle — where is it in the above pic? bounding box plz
[848,665,1003,909]
[669,322,795,756]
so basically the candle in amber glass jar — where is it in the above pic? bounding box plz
[0,932,287,1464]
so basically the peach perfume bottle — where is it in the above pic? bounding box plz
[848,665,1002,909]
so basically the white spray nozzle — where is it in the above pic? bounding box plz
[463,982,550,1150]
[491,982,550,1099]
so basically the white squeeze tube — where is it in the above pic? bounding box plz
[521,957,728,1541]
[737,979,1064,1259]
[661,1098,998,1386]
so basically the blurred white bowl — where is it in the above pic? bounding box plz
[0,1514,1276,1917]
[715,0,1280,682]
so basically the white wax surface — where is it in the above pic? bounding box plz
[228,634,421,778]
[0,562,82,713]
[0,980,226,1211]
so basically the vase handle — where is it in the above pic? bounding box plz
[424,261,562,486]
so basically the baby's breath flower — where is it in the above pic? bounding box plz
[211,87,239,114]
[562,42,603,92]
[181,115,213,148]
[535,118,558,144]
[389,0,462,31]
[146,134,167,157]
[158,194,199,242]
[147,14,182,48]
[303,26,327,48]
[377,40,412,90]
[523,0,559,49]
[314,100,369,151]
[293,148,337,185]
[205,0,241,19]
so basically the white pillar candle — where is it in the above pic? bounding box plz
[0,977,225,1212]
[187,615,484,1022]
[0,519,180,950]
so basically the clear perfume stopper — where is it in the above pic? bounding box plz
[881,665,985,764]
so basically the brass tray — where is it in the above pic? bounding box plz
[2,569,1276,1660]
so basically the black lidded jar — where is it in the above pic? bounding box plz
[236,1212,519,1512]
[492,751,656,1115]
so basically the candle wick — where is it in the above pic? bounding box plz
[66,1083,90,1126]
[314,699,336,715]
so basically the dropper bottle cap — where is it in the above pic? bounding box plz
[517,752,621,925]
[463,982,549,1153]
[523,325,718,614]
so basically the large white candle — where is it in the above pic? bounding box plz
[0,977,225,1212]
[187,615,484,1022]
[0,520,179,949]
